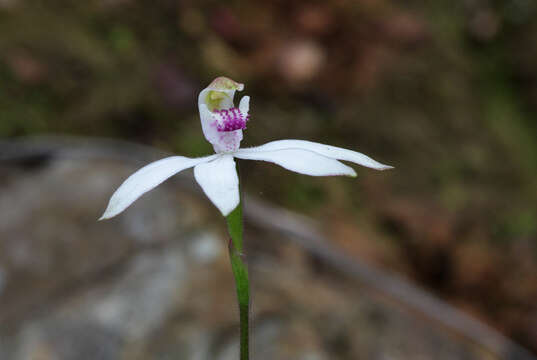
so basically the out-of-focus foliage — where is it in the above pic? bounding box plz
[1,0,537,352]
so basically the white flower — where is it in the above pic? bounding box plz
[99,77,392,219]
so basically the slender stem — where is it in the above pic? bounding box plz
[226,202,250,360]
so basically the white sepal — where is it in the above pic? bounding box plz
[194,154,240,216]
[99,155,216,220]
[239,139,392,170]
[234,148,357,177]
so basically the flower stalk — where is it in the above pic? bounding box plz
[226,201,250,360]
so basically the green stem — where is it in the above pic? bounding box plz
[226,202,249,360]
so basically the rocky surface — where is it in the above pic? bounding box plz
[0,142,533,360]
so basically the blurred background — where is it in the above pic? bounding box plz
[1,0,537,359]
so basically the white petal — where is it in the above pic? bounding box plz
[234,148,357,177]
[238,139,393,170]
[99,155,217,220]
[239,95,250,114]
[194,154,240,216]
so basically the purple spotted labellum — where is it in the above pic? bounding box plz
[213,108,249,132]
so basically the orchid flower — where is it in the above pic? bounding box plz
[99,76,392,219]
